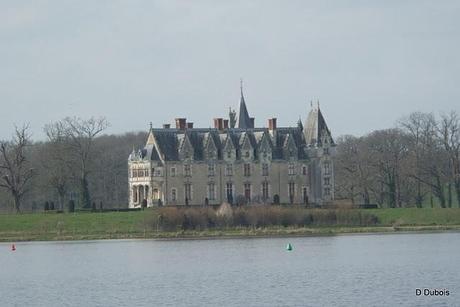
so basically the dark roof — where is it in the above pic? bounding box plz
[141,126,310,162]
[237,90,253,129]
[303,107,334,146]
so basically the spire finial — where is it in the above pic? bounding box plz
[240,78,243,97]
[149,122,153,130]
[310,100,313,108]
[317,100,320,109]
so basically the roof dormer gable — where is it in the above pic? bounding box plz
[283,134,298,160]
[223,133,236,161]
[179,133,194,161]
[258,132,272,161]
[204,133,218,160]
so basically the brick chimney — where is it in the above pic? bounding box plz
[187,122,194,129]
[250,117,255,128]
[175,118,186,130]
[213,118,224,131]
[223,119,229,129]
[268,118,277,130]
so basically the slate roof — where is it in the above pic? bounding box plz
[129,102,333,162]
[131,126,314,162]
[237,88,253,129]
[303,107,334,147]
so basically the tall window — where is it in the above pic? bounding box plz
[324,177,330,186]
[288,163,295,175]
[302,166,307,176]
[226,183,233,203]
[244,183,251,202]
[185,183,192,201]
[208,163,215,176]
[170,167,176,177]
[171,188,177,202]
[288,182,295,203]
[225,164,233,176]
[303,186,308,204]
[262,182,269,201]
[132,169,138,178]
[244,163,251,176]
[324,147,329,155]
[324,187,331,196]
[139,169,144,177]
[184,164,192,177]
[227,151,232,159]
[324,162,330,175]
[262,163,269,176]
[208,183,216,200]
[153,168,162,177]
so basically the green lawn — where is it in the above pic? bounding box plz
[367,208,460,225]
[0,208,460,242]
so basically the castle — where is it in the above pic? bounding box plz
[128,85,335,208]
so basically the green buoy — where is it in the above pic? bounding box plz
[286,243,293,251]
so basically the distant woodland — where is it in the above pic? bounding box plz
[0,110,459,213]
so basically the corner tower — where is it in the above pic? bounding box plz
[304,101,335,205]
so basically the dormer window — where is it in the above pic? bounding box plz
[208,163,215,176]
[227,151,231,158]
[245,151,250,158]
[288,163,295,176]
[184,164,192,177]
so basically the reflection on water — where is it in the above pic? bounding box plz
[0,232,459,307]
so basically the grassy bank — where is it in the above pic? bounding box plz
[1,208,460,242]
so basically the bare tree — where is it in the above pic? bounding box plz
[335,135,373,205]
[44,117,109,209]
[37,136,72,210]
[367,129,410,208]
[399,112,437,207]
[0,125,35,213]
[439,111,460,207]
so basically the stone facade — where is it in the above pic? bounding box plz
[128,91,335,208]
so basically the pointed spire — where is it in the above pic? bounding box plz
[237,79,253,129]
[304,100,333,147]
[146,123,155,145]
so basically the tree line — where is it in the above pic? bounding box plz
[0,110,459,213]
[0,117,146,212]
[335,111,460,208]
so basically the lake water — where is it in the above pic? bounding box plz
[0,232,459,307]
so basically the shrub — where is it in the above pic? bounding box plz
[158,207,185,231]
[68,200,75,213]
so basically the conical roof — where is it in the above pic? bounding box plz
[303,105,333,146]
[237,82,253,129]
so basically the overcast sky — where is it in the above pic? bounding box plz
[1,1,459,140]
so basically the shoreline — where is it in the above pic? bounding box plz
[2,224,460,243]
